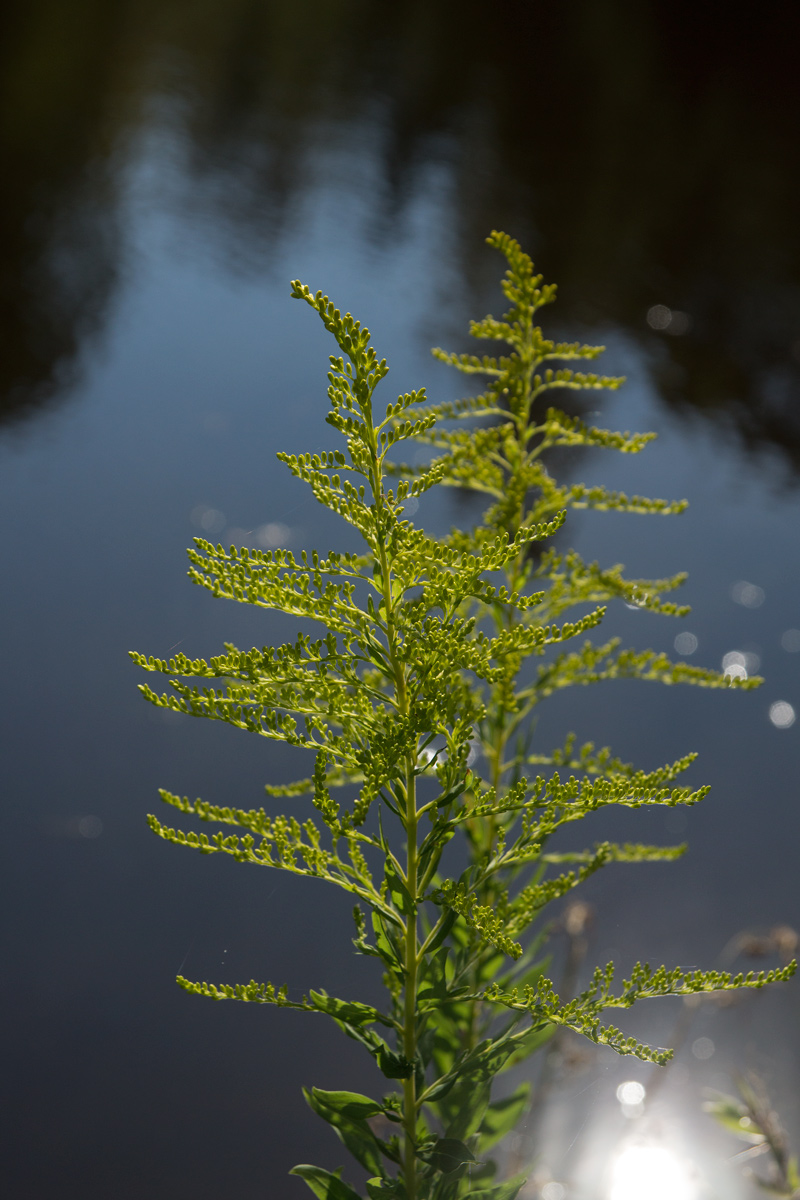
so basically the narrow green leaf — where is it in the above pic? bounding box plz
[289,1164,363,1200]
[419,1137,476,1174]
[308,989,390,1027]
[478,1084,531,1152]
[304,1088,386,1175]
[467,1173,529,1200]
[384,860,416,916]
[309,1089,384,1119]
[366,1179,405,1199]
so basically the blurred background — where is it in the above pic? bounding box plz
[1,3,798,1197]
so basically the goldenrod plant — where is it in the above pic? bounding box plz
[131,233,795,1200]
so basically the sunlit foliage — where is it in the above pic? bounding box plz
[132,234,795,1200]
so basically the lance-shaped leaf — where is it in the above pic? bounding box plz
[290,1164,364,1200]
[304,1087,398,1175]
[477,1084,531,1153]
[421,1025,528,1107]
[465,1175,529,1200]
[418,1137,476,1175]
[366,1178,406,1199]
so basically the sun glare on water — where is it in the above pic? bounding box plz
[609,1145,695,1200]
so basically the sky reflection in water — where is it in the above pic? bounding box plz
[1,4,799,1198]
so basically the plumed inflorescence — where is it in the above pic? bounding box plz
[132,233,794,1200]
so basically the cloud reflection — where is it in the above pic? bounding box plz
[3,1,800,483]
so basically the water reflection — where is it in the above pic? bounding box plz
[0,4,123,424]
[2,20,799,1191]
[3,1,800,475]
[609,1145,695,1200]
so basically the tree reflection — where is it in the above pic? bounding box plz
[2,0,799,475]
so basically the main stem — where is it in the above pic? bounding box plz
[368,417,419,1200]
[386,594,419,1200]
[403,760,419,1200]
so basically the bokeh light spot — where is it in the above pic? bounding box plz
[722,659,748,680]
[691,1036,714,1059]
[254,521,291,548]
[769,701,796,729]
[645,305,690,334]
[646,304,672,329]
[616,1081,646,1106]
[609,1146,694,1200]
[674,632,698,655]
[190,504,226,533]
[731,580,765,607]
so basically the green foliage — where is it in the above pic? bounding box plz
[705,1076,800,1197]
[132,233,795,1199]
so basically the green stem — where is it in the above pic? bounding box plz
[403,758,419,1200]
[367,415,420,1200]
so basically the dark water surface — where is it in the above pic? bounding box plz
[1,5,799,1198]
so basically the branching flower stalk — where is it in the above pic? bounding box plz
[132,234,796,1200]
